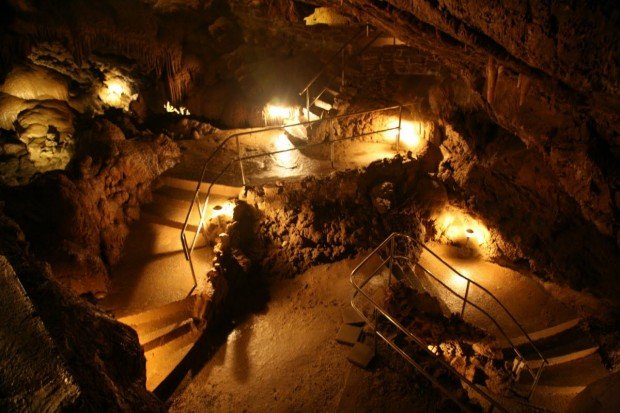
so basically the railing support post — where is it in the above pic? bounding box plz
[329,118,335,168]
[236,135,246,186]
[460,279,470,318]
[388,235,395,288]
[306,90,310,121]
[396,106,403,152]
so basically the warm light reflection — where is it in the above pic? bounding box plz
[99,76,136,109]
[264,104,300,126]
[211,202,235,219]
[384,118,426,150]
[434,207,490,247]
[451,268,470,290]
[274,133,295,167]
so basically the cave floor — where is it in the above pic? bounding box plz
[167,131,400,186]
[169,257,442,413]
[420,242,577,341]
[169,249,609,413]
[99,178,234,317]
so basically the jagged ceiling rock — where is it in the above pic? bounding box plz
[300,0,618,240]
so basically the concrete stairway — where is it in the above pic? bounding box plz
[360,241,610,412]
[508,320,606,412]
[301,28,382,121]
[100,174,240,391]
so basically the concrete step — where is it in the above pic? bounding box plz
[314,98,333,111]
[160,175,242,198]
[118,295,198,339]
[145,326,201,391]
[519,324,598,369]
[510,318,580,347]
[512,354,610,412]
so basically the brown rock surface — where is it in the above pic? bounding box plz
[0,117,180,295]
[0,210,162,412]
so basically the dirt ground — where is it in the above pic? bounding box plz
[169,257,446,413]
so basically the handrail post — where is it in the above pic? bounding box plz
[461,279,470,318]
[306,89,310,121]
[329,118,335,168]
[396,105,403,152]
[236,135,246,186]
[388,235,395,288]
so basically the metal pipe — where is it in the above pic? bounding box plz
[461,280,470,318]
[236,135,246,186]
[350,274,507,412]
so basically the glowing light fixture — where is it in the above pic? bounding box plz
[99,76,137,109]
[211,202,235,219]
[384,118,426,150]
[434,207,490,247]
[164,101,190,116]
[264,104,300,126]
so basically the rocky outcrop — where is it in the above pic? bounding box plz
[0,210,163,412]
[295,1,619,297]
[245,155,445,277]
[385,281,515,398]
[0,117,180,295]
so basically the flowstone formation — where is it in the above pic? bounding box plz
[0,116,180,295]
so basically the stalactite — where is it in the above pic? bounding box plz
[486,56,497,104]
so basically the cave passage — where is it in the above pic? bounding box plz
[1,1,619,412]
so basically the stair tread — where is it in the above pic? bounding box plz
[518,325,596,360]
[139,317,195,347]
[509,318,580,347]
[145,328,201,391]
[118,295,197,326]
[160,175,242,197]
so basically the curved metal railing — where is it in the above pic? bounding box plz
[180,104,413,291]
[351,233,549,411]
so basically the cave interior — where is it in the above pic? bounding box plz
[0,1,619,412]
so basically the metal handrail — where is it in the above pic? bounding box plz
[298,25,367,95]
[351,233,548,409]
[180,104,412,293]
[350,234,506,413]
[414,242,548,362]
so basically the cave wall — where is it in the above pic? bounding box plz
[291,0,619,300]
[0,117,180,295]
[0,211,163,412]
[304,0,619,238]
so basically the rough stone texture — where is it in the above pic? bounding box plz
[436,115,620,299]
[384,281,515,398]
[0,255,81,412]
[291,0,620,299]
[0,210,163,412]
[0,117,180,295]
[245,155,445,277]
